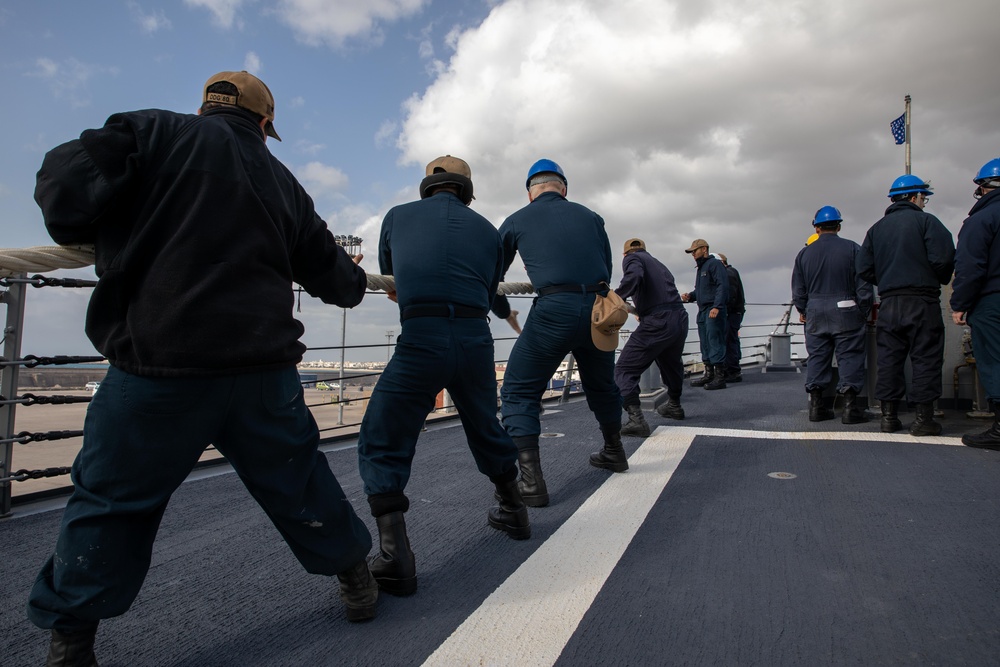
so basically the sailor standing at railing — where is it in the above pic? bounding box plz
[950,157,1000,451]
[26,70,379,665]
[681,239,730,391]
[857,174,955,436]
[356,156,530,599]
[791,206,873,424]
[497,159,626,509]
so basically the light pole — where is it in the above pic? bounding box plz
[385,330,395,365]
[334,234,362,425]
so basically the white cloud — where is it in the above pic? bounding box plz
[128,1,173,34]
[394,0,1000,308]
[184,0,247,29]
[296,161,349,192]
[272,0,429,48]
[294,139,326,155]
[374,120,398,149]
[243,51,262,74]
[27,58,119,108]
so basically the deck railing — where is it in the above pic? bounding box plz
[0,246,803,515]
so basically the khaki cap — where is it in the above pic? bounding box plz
[623,238,646,254]
[685,238,709,253]
[425,155,472,178]
[591,286,629,352]
[203,71,281,141]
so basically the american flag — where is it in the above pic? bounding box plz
[890,113,906,145]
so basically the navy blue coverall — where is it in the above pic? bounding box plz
[857,201,955,403]
[951,188,1000,401]
[792,233,873,393]
[688,255,729,366]
[357,191,519,503]
[498,191,622,437]
[614,249,688,405]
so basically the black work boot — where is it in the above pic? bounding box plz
[962,401,1000,450]
[725,367,743,383]
[841,389,868,425]
[690,365,712,387]
[46,624,99,667]
[488,475,531,540]
[880,400,902,433]
[910,402,942,436]
[620,403,651,437]
[590,424,629,472]
[808,389,834,422]
[336,560,378,622]
[705,364,727,390]
[656,395,685,420]
[513,435,549,507]
[367,502,417,596]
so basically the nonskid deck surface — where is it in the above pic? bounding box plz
[2,367,998,666]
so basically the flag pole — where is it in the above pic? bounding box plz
[904,94,911,174]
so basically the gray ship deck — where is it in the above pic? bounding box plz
[2,365,999,666]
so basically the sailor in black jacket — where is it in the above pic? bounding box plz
[857,174,955,435]
[28,72,378,662]
[950,158,1000,449]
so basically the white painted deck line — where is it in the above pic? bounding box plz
[421,425,966,667]
[422,428,693,667]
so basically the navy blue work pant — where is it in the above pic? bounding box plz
[615,308,689,404]
[968,293,1000,402]
[501,293,622,438]
[725,311,744,373]
[28,366,371,632]
[696,306,728,365]
[358,317,517,496]
[875,295,945,403]
[803,296,867,393]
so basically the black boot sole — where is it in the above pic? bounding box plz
[373,575,417,597]
[488,516,531,540]
[910,424,942,436]
[961,435,1000,450]
[517,481,549,507]
[621,427,651,437]
[520,493,549,507]
[344,603,378,622]
[589,455,628,473]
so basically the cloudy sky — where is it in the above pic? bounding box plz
[1,0,997,362]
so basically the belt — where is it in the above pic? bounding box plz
[400,304,489,322]
[536,283,604,297]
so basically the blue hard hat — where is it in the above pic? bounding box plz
[888,174,932,198]
[974,157,1000,185]
[812,205,843,226]
[525,158,567,190]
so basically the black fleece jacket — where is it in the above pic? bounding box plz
[35,106,366,376]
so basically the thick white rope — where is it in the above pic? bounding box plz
[0,244,537,295]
